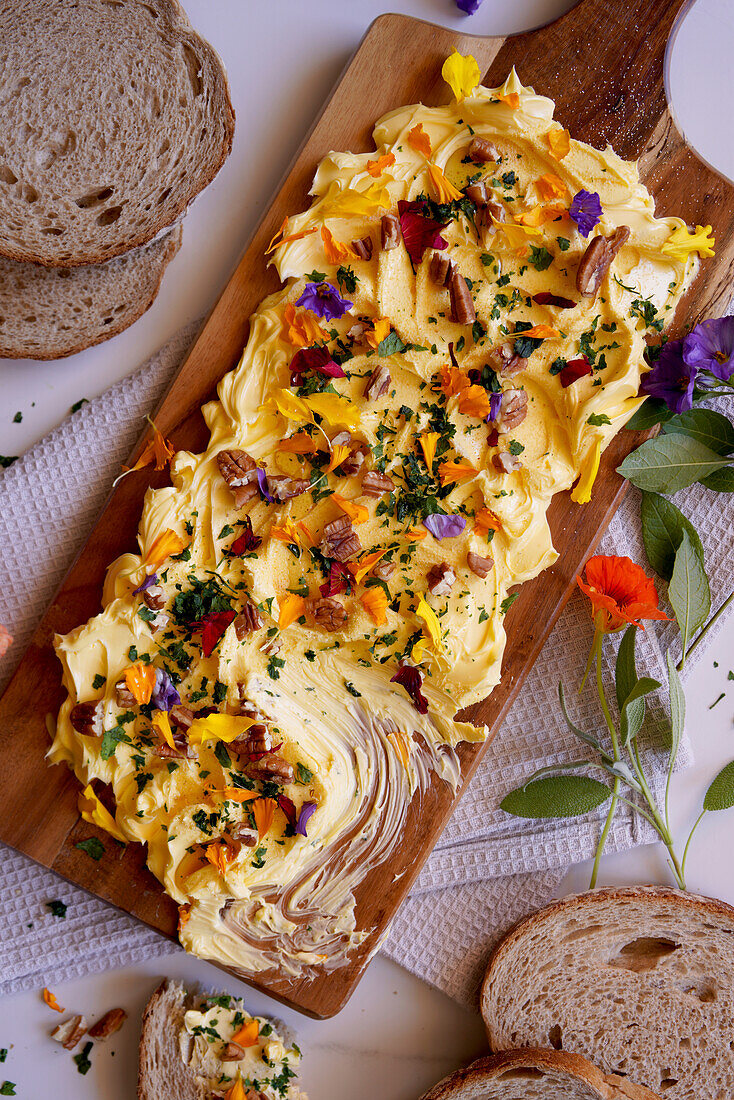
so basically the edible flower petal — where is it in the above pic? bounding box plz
[347,549,387,585]
[426,163,462,204]
[535,174,569,202]
[263,387,312,423]
[224,1076,248,1100]
[407,123,432,158]
[326,443,351,472]
[497,91,520,109]
[124,661,156,706]
[252,797,276,838]
[132,572,158,596]
[474,507,501,536]
[145,529,187,568]
[215,787,260,803]
[290,344,345,382]
[152,709,176,749]
[438,460,477,485]
[661,223,715,264]
[683,317,734,382]
[415,595,443,649]
[231,1019,260,1048]
[321,225,358,264]
[296,280,352,321]
[303,392,361,429]
[441,49,481,101]
[321,180,390,219]
[229,516,263,555]
[439,361,470,397]
[295,800,318,837]
[488,391,503,423]
[270,517,301,546]
[151,667,181,712]
[559,356,592,388]
[571,440,602,504]
[78,784,127,843]
[190,610,236,657]
[390,662,428,713]
[332,493,369,524]
[265,217,317,255]
[361,587,389,625]
[533,292,576,309]
[419,431,439,470]
[458,384,492,419]
[278,592,306,629]
[282,302,326,348]
[455,0,483,13]
[514,203,566,228]
[278,432,318,454]
[577,554,669,633]
[364,317,392,349]
[121,418,175,477]
[404,527,427,541]
[517,324,559,340]
[497,222,542,250]
[423,513,466,539]
[43,988,64,1013]
[204,840,230,875]
[321,560,351,597]
[256,468,274,504]
[569,190,602,237]
[366,152,395,177]
[547,127,571,160]
[640,339,696,413]
[187,713,256,746]
[389,731,412,769]
[397,199,448,267]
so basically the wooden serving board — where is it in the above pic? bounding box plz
[1,0,733,1019]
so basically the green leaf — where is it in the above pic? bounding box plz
[624,398,672,432]
[74,837,105,861]
[377,330,408,357]
[640,491,704,582]
[662,408,734,455]
[100,724,130,760]
[617,434,732,493]
[500,775,611,818]
[666,649,684,773]
[619,677,661,747]
[615,626,639,711]
[558,682,604,755]
[703,760,734,812]
[668,529,711,655]
[699,466,734,493]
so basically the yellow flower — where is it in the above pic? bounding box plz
[261,387,311,423]
[152,710,175,750]
[321,180,390,219]
[427,163,462,204]
[515,202,566,228]
[278,592,306,629]
[546,127,571,160]
[366,152,395,177]
[442,50,481,101]
[571,439,602,504]
[321,225,358,264]
[407,123,432,158]
[661,224,715,263]
[458,384,491,419]
[364,317,391,349]
[303,392,361,429]
[474,507,502,536]
[361,587,389,626]
[270,518,301,545]
[282,303,325,349]
[438,460,477,486]
[497,91,520,109]
[78,785,127,843]
[415,595,443,650]
[326,443,351,472]
[332,493,369,524]
[535,173,569,202]
[188,713,256,746]
[419,431,439,470]
[411,635,427,662]
[347,549,388,585]
[124,661,156,706]
[145,528,187,569]
[389,731,411,770]
[497,222,542,250]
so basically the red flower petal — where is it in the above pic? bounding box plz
[290,345,345,382]
[390,662,428,714]
[320,561,351,597]
[189,611,236,657]
[229,516,262,555]
[560,356,592,387]
[533,292,577,308]
[397,200,448,267]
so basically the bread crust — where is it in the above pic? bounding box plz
[138,979,205,1100]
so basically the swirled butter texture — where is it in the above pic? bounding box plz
[51,68,699,980]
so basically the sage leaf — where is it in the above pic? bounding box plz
[640,492,704,581]
[666,649,684,773]
[703,760,734,812]
[500,775,611,818]
[624,399,672,432]
[615,626,639,711]
[699,466,734,493]
[620,677,661,747]
[662,408,734,455]
[668,529,711,656]
[617,434,732,493]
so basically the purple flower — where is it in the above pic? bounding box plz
[296,280,352,321]
[640,339,697,413]
[455,0,483,11]
[257,468,274,503]
[390,663,428,714]
[487,391,502,423]
[683,317,734,382]
[133,572,158,596]
[151,667,181,712]
[295,801,317,837]
[423,513,466,539]
[569,190,602,237]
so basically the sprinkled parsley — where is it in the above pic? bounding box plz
[46,899,68,919]
[75,837,105,861]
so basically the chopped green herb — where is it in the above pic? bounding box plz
[75,837,105,861]
[501,593,519,614]
[92,673,106,690]
[336,265,358,293]
[528,245,553,272]
[587,413,612,426]
[74,1042,93,1076]
[47,899,68,919]
[71,398,89,414]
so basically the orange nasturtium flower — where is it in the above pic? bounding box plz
[252,797,277,838]
[419,431,439,471]
[231,1018,260,1048]
[458,384,492,419]
[124,661,156,706]
[360,587,389,626]
[278,592,306,629]
[535,173,569,202]
[474,508,501,537]
[364,317,391,349]
[577,555,670,634]
[366,152,396,177]
[321,225,358,264]
[407,123,432,158]
[332,493,369,524]
[121,418,175,477]
[43,988,64,1013]
[278,431,318,454]
[439,363,469,398]
[347,549,387,585]
[438,461,477,486]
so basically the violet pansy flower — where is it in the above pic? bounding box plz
[151,667,181,712]
[455,0,483,11]
[569,190,602,237]
[133,572,158,596]
[295,801,317,837]
[640,339,697,414]
[683,316,734,382]
[296,280,352,321]
[487,391,503,423]
[423,513,466,539]
[256,468,274,503]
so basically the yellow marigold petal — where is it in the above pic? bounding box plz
[224,1078,248,1100]
[278,432,318,454]
[43,988,64,1013]
[547,127,571,160]
[439,363,470,397]
[519,324,560,339]
[442,49,481,101]
[326,443,351,472]
[187,714,256,746]
[404,527,427,541]
[438,461,477,486]
[389,731,411,770]
[145,528,187,569]
[411,636,427,662]
[364,317,391,349]
[278,592,306,629]
[231,1019,260,1048]
[427,163,462,204]
[474,507,502,536]
[204,840,229,875]
[407,123,432,158]
[152,710,175,749]
[332,493,369,524]
[536,173,569,202]
[366,152,395,177]
[497,91,520,109]
[262,387,312,423]
[497,222,542,250]
[420,431,439,470]
[458,384,491,419]
[78,785,127,843]
[571,439,602,504]
[515,203,566,228]
[360,587,389,626]
[347,549,388,585]
[215,787,260,803]
[661,223,715,263]
[415,595,443,649]
[252,797,276,838]
[124,661,156,706]
[270,517,301,545]
[321,181,390,219]
[303,392,361,429]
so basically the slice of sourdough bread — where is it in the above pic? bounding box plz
[0,225,181,359]
[481,886,734,1100]
[0,0,234,267]
[420,1050,661,1100]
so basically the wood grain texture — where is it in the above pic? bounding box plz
[1,0,732,1018]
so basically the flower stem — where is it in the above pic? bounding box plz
[590,776,620,889]
[589,631,622,889]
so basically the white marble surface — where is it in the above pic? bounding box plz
[1,0,733,1097]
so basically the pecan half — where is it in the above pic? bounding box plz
[142,584,165,611]
[320,516,362,562]
[365,364,391,401]
[88,1008,127,1040]
[352,235,373,260]
[267,475,310,502]
[576,225,631,299]
[464,180,487,206]
[381,212,401,250]
[372,560,396,582]
[467,551,494,578]
[494,450,522,473]
[217,449,259,507]
[169,704,194,731]
[234,602,263,639]
[497,388,528,431]
[227,822,258,847]
[341,442,370,476]
[307,596,348,630]
[115,681,136,708]
[427,562,456,597]
[429,251,452,286]
[222,1041,246,1061]
[478,200,507,232]
[51,1015,88,1050]
[246,754,294,784]
[449,269,476,325]
[469,137,500,163]
[155,737,196,760]
[70,702,102,737]
[362,470,395,497]
[489,341,527,377]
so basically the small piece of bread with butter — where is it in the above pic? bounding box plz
[481,886,734,1100]
[138,979,308,1100]
[420,1050,660,1100]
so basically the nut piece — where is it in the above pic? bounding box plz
[115,681,136,708]
[320,516,362,562]
[352,235,373,260]
[155,738,196,760]
[169,704,194,731]
[51,1014,88,1050]
[142,584,165,611]
[497,388,528,431]
[88,1007,127,1040]
[490,341,527,377]
[362,470,395,497]
[467,551,494,578]
[307,596,348,631]
[372,560,396,582]
[381,212,401,250]
[70,702,102,737]
[427,562,456,597]
[246,753,295,784]
[469,137,500,163]
[478,201,507,233]
[365,364,391,401]
[429,251,452,286]
[464,180,488,206]
[234,602,263,639]
[576,225,631,299]
[221,1041,246,1061]
[216,449,259,507]
[267,475,310,502]
[227,822,258,848]
[449,269,476,325]
[493,450,522,474]
[341,442,370,476]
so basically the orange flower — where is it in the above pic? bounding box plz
[347,549,388,585]
[404,527,427,541]
[43,988,64,1013]
[326,443,351,472]
[231,1018,260,1047]
[364,317,391,349]
[297,520,313,544]
[458,384,491,419]
[366,152,396,177]
[146,529,187,568]
[514,202,566,228]
[270,518,301,546]
[122,418,175,476]
[278,432,318,454]
[474,508,501,536]
[265,217,317,255]
[536,173,569,202]
[547,127,571,160]
[515,324,559,339]
[124,661,156,706]
[497,91,520,108]
[278,592,306,629]
[204,840,230,876]
[178,903,191,932]
[224,1078,248,1100]
[282,303,325,349]
[577,555,670,634]
[321,225,358,264]
[332,493,369,524]
[438,363,470,397]
[252,797,276,838]
[408,123,432,157]
[427,163,462,204]
[419,431,439,470]
[438,460,477,486]
[361,587,389,626]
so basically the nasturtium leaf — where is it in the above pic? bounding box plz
[640,491,704,582]
[624,398,673,432]
[703,759,734,812]
[662,408,734,456]
[665,649,684,773]
[500,774,611,818]
[617,435,732,494]
[668,529,711,656]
